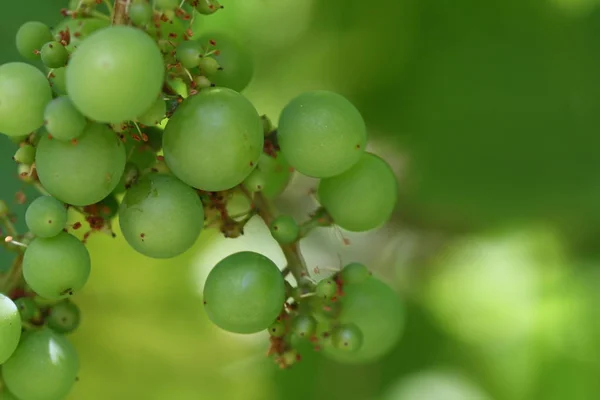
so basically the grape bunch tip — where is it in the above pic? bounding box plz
[0,1,404,398]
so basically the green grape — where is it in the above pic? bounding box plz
[331,323,363,352]
[242,167,267,193]
[269,215,300,245]
[49,67,67,95]
[13,144,35,165]
[292,314,317,338]
[194,75,212,89]
[137,97,166,126]
[25,195,68,238]
[43,96,86,141]
[278,90,367,178]
[36,123,127,206]
[125,140,156,171]
[203,251,285,334]
[66,26,164,123]
[260,153,293,198]
[119,174,205,258]
[198,56,220,75]
[315,278,337,300]
[194,0,223,14]
[0,62,52,137]
[40,41,68,69]
[53,18,110,52]
[176,41,202,69]
[0,293,21,364]
[47,300,80,334]
[129,1,153,26]
[324,278,404,364]
[146,15,185,48]
[14,297,39,322]
[15,21,53,60]
[155,0,179,11]
[340,262,371,285]
[9,134,30,145]
[317,152,397,232]
[2,328,79,400]
[163,87,263,191]
[23,232,91,300]
[198,32,253,92]
[268,319,286,337]
[93,194,120,220]
[145,127,163,152]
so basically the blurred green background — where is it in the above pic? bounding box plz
[2,0,600,399]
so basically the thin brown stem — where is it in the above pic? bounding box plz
[112,0,130,25]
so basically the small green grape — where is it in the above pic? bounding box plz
[125,140,156,171]
[269,215,300,245]
[0,293,21,364]
[13,145,35,165]
[155,0,179,10]
[15,21,53,60]
[47,300,80,334]
[317,152,398,232]
[332,323,363,352]
[198,32,253,92]
[146,14,186,49]
[242,153,292,198]
[163,87,263,191]
[292,314,317,338]
[40,41,68,69]
[43,96,86,141]
[53,18,109,53]
[315,278,337,300]
[23,232,91,300]
[340,262,370,284]
[176,40,202,69]
[268,319,286,337]
[324,278,405,364]
[2,328,79,400]
[278,90,367,178]
[93,194,120,220]
[36,123,127,206]
[137,97,166,126]
[192,0,222,14]
[14,297,39,322]
[199,56,220,75]
[49,67,67,95]
[242,167,267,193]
[129,1,153,26]
[194,75,212,89]
[119,174,205,258]
[144,127,163,152]
[25,195,68,238]
[66,26,165,123]
[203,251,285,334]
[0,62,52,137]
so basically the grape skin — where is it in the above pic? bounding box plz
[25,195,68,238]
[0,293,21,364]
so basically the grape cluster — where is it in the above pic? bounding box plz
[0,1,403,398]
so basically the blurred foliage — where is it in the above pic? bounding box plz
[1,0,600,399]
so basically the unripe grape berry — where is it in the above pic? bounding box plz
[194,75,212,89]
[268,320,286,337]
[198,32,253,92]
[36,123,127,206]
[25,195,68,238]
[144,127,163,152]
[2,328,79,400]
[94,194,120,220]
[292,314,317,338]
[47,300,81,334]
[315,278,337,300]
[176,40,202,69]
[242,167,268,193]
[155,0,179,11]
[23,232,91,300]
[269,215,300,245]
[194,0,223,14]
[137,97,166,126]
[17,164,34,184]
[49,67,67,95]
[0,293,21,364]
[40,41,68,69]
[332,323,363,352]
[0,62,52,137]
[129,2,153,26]
[14,297,39,322]
[163,87,263,191]
[242,153,292,199]
[13,144,35,165]
[119,174,205,258]
[318,152,398,232]
[53,18,109,53]
[15,21,53,60]
[340,262,371,285]
[44,96,86,141]
[66,26,165,123]
[199,56,220,75]
[278,90,367,178]
[203,251,285,334]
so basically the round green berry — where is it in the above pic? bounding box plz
[340,262,371,285]
[25,195,68,238]
[269,215,300,245]
[332,323,363,352]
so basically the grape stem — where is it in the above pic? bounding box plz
[251,192,314,289]
[112,0,131,25]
